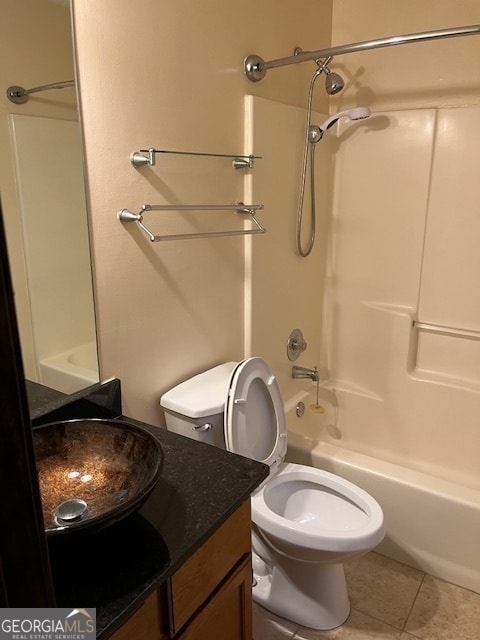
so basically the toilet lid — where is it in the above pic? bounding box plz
[225,357,287,472]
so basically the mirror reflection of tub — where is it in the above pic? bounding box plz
[39,341,98,394]
[10,114,99,393]
[3,1,99,397]
[285,388,480,596]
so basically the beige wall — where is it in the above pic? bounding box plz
[331,0,480,111]
[246,96,333,404]
[72,0,332,425]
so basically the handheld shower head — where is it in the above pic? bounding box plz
[309,107,371,143]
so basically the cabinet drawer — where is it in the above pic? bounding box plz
[169,500,251,633]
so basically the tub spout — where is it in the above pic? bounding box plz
[292,365,319,382]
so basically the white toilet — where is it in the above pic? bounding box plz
[160,357,385,630]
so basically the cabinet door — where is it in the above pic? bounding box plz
[109,591,168,640]
[178,555,252,640]
[169,501,251,633]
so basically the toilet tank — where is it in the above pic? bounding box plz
[160,362,237,448]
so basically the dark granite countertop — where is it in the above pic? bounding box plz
[27,379,123,425]
[32,381,269,639]
[26,379,66,417]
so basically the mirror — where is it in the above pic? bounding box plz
[0,0,98,395]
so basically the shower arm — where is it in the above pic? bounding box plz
[6,80,75,104]
[245,24,480,81]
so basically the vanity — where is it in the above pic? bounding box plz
[29,379,269,639]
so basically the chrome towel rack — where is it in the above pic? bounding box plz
[131,147,261,169]
[117,203,266,242]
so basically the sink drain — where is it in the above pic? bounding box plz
[54,499,88,523]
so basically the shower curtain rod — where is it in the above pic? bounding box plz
[245,24,480,81]
[6,80,75,104]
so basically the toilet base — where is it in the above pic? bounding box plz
[252,553,350,630]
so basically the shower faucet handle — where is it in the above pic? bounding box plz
[291,336,307,351]
[287,328,307,362]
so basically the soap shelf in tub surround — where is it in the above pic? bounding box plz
[117,203,266,242]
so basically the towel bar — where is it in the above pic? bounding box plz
[117,203,265,242]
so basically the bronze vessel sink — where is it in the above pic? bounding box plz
[33,418,163,536]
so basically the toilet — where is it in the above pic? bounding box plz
[160,357,385,630]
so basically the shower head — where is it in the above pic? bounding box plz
[309,107,371,143]
[314,56,345,95]
[324,69,345,95]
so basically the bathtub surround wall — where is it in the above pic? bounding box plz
[320,106,480,491]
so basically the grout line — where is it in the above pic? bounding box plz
[403,571,427,632]
[357,607,403,633]
[348,606,410,634]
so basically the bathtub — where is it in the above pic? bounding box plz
[39,341,99,394]
[284,391,480,594]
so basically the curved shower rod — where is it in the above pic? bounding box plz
[245,23,480,81]
[6,80,75,104]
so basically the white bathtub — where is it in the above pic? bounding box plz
[39,341,99,394]
[285,391,480,594]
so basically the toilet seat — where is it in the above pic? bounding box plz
[225,357,287,474]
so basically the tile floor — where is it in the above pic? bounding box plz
[253,551,480,640]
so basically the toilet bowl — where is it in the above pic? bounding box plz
[253,463,384,563]
[160,357,385,630]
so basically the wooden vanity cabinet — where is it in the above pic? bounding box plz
[108,593,167,640]
[176,555,252,640]
[109,500,253,640]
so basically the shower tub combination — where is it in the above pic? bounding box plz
[243,18,480,601]
[284,390,480,595]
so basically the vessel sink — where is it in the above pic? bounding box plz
[32,418,163,536]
